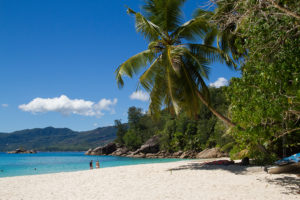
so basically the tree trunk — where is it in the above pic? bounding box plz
[196,90,236,127]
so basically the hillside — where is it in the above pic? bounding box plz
[0,126,116,152]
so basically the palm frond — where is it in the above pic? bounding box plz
[181,55,210,104]
[217,29,242,61]
[172,17,210,41]
[204,28,218,46]
[148,67,167,118]
[127,7,166,41]
[139,56,162,91]
[142,0,186,32]
[167,46,183,75]
[193,8,214,20]
[179,46,209,79]
[189,44,236,68]
[115,50,155,88]
[148,41,165,53]
[178,64,201,117]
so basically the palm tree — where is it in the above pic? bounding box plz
[116,0,236,127]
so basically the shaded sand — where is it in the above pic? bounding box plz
[0,159,299,200]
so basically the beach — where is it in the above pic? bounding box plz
[0,159,298,200]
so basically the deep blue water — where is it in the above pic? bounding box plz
[0,152,182,178]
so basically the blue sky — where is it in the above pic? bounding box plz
[0,0,240,132]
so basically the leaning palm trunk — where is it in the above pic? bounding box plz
[195,90,235,127]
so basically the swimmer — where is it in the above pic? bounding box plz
[89,160,93,169]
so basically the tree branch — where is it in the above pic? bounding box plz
[276,127,300,139]
[267,0,300,20]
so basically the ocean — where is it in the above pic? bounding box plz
[0,152,182,178]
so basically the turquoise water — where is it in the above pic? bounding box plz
[0,152,181,178]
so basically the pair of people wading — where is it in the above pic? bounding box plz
[89,160,100,169]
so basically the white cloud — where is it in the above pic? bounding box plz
[209,77,228,88]
[93,123,99,127]
[141,109,147,114]
[130,90,149,102]
[19,95,117,117]
[1,104,8,108]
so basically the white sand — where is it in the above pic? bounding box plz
[0,160,299,200]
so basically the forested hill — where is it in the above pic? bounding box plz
[0,126,116,152]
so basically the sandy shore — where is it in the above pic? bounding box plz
[0,159,299,200]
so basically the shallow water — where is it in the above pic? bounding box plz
[0,152,182,178]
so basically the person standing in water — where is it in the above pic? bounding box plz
[96,160,100,168]
[89,160,93,169]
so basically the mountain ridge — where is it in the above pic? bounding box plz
[0,126,117,152]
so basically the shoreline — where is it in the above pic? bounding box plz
[0,156,184,179]
[0,159,298,200]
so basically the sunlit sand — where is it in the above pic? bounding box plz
[0,160,298,200]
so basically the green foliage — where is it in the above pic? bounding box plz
[229,145,241,160]
[213,0,300,161]
[115,88,233,153]
[120,106,165,150]
[159,119,176,151]
[123,130,143,150]
[114,120,127,145]
[157,87,234,152]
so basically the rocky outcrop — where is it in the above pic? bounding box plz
[173,151,183,157]
[7,148,37,154]
[134,135,160,154]
[131,153,146,158]
[180,151,197,159]
[85,140,229,159]
[85,142,117,155]
[196,148,228,159]
[111,146,129,156]
[85,148,93,155]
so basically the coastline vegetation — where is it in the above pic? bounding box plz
[115,0,300,164]
[115,87,233,154]
[212,0,300,164]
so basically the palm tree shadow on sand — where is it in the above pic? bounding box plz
[264,176,300,195]
[167,162,253,175]
[167,161,300,195]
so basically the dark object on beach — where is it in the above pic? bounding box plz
[7,148,37,154]
[268,162,300,174]
[204,160,234,166]
[275,153,300,166]
[96,161,100,168]
[241,157,250,165]
[89,160,93,169]
[268,153,300,174]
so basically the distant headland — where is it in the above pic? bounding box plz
[7,148,37,154]
[0,126,116,152]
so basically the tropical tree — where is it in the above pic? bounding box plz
[115,0,235,126]
[210,0,300,161]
